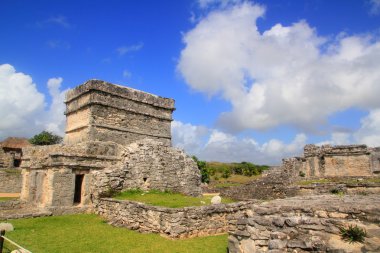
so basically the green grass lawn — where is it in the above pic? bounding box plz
[2,214,228,253]
[0,197,16,202]
[113,189,234,208]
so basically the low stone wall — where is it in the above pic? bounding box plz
[96,198,255,238]
[0,169,22,193]
[298,181,380,196]
[0,200,22,211]
[228,195,380,252]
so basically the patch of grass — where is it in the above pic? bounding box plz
[297,177,380,186]
[344,177,380,184]
[114,189,234,208]
[298,171,306,177]
[339,224,367,244]
[297,179,332,185]
[3,169,21,174]
[214,182,242,188]
[211,174,261,185]
[1,214,228,253]
[0,197,16,202]
[330,188,345,196]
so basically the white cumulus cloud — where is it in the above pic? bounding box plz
[0,64,67,140]
[172,120,307,165]
[178,2,380,133]
[354,109,380,146]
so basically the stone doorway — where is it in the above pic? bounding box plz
[74,174,84,204]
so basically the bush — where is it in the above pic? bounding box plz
[339,225,367,243]
[29,131,63,145]
[330,188,344,196]
[192,156,210,184]
[221,168,231,178]
[299,171,306,177]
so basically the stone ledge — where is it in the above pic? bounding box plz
[91,124,171,139]
[65,100,174,121]
[65,79,175,110]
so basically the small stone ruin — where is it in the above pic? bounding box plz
[19,79,201,212]
[284,144,380,178]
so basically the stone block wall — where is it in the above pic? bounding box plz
[96,198,255,239]
[0,149,13,168]
[228,195,380,252]
[0,170,22,193]
[64,80,175,146]
[92,139,202,197]
[283,144,379,178]
[20,141,122,208]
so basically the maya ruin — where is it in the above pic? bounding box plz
[1,80,380,252]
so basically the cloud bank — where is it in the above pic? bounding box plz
[172,120,307,165]
[0,64,67,140]
[178,2,380,133]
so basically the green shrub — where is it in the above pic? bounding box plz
[221,168,231,178]
[299,171,306,177]
[192,156,210,183]
[29,131,63,145]
[330,188,344,195]
[339,225,367,243]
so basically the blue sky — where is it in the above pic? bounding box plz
[1,0,380,164]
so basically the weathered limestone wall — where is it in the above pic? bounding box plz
[64,80,175,146]
[284,144,379,178]
[20,141,122,208]
[0,149,13,168]
[92,139,202,197]
[96,198,255,239]
[0,170,22,193]
[228,195,380,252]
[21,139,201,209]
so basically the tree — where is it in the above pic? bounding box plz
[192,156,210,184]
[29,131,63,145]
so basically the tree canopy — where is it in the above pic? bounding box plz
[29,131,63,145]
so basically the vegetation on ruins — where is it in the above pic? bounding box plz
[29,131,63,145]
[113,189,234,208]
[192,156,210,183]
[297,177,380,185]
[330,188,345,196]
[2,214,228,253]
[339,224,367,243]
[191,157,269,185]
[0,197,16,202]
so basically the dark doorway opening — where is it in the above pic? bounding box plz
[13,159,21,167]
[74,174,84,204]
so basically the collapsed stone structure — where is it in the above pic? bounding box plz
[19,80,201,212]
[0,137,31,169]
[228,195,380,252]
[283,144,380,178]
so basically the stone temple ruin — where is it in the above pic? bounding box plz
[19,79,201,212]
[1,79,380,252]
[284,144,380,178]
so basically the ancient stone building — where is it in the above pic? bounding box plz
[20,80,201,212]
[0,137,31,168]
[64,80,175,146]
[283,144,380,178]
